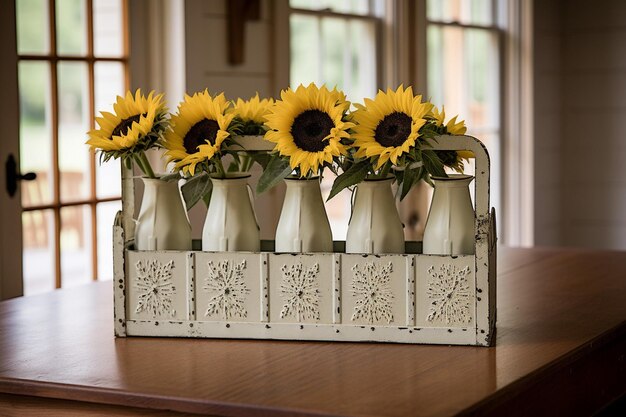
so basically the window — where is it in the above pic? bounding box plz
[283,0,509,243]
[16,0,128,295]
[289,0,384,240]
[426,0,501,215]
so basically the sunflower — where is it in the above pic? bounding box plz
[431,105,473,162]
[351,85,433,169]
[431,105,467,136]
[229,93,274,135]
[328,86,350,113]
[86,89,167,156]
[264,83,353,177]
[163,90,234,176]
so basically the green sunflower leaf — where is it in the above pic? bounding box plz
[327,160,369,201]
[158,172,182,182]
[250,152,272,169]
[256,156,292,194]
[399,166,423,201]
[181,173,212,211]
[202,189,212,207]
[227,153,241,172]
[422,149,448,178]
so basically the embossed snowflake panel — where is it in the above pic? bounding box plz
[195,253,266,323]
[341,254,412,326]
[415,255,476,328]
[127,251,190,321]
[268,254,336,324]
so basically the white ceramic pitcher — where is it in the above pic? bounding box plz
[346,177,404,254]
[422,174,475,255]
[202,174,260,252]
[135,178,192,251]
[275,176,333,253]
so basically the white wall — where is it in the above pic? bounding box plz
[534,0,626,250]
[560,0,626,249]
[533,0,562,246]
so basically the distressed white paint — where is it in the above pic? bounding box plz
[115,135,497,346]
[269,253,334,324]
[126,320,477,345]
[127,251,189,321]
[195,252,265,323]
[113,213,126,337]
[341,254,411,327]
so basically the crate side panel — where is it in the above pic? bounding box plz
[195,252,264,323]
[415,255,476,334]
[126,251,190,321]
[341,254,411,327]
[113,221,126,336]
[475,212,491,345]
[125,320,476,345]
[268,253,335,325]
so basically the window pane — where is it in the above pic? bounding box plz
[94,0,124,57]
[56,0,87,55]
[19,61,54,207]
[290,15,378,104]
[61,205,93,288]
[290,14,321,87]
[427,26,499,130]
[58,61,91,203]
[94,62,124,199]
[349,19,377,104]
[427,0,493,26]
[96,160,121,199]
[16,0,49,55]
[23,210,55,295]
[466,30,498,129]
[94,62,125,118]
[321,17,346,90]
[427,25,500,216]
[97,200,122,281]
[290,0,370,15]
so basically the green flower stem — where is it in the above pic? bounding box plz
[377,161,391,179]
[245,155,254,171]
[137,151,156,178]
[214,155,226,178]
[239,153,252,172]
[132,153,148,178]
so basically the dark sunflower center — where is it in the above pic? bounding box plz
[183,119,219,154]
[291,109,334,152]
[111,113,145,138]
[375,112,412,147]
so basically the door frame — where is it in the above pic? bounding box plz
[0,0,24,299]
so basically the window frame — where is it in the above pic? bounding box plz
[287,2,385,99]
[18,0,129,289]
[277,0,531,246]
[422,0,503,225]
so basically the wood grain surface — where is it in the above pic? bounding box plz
[0,247,625,416]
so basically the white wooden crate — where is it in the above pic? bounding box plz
[113,135,497,346]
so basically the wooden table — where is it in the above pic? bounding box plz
[0,247,625,416]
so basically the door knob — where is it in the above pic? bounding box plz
[5,154,37,197]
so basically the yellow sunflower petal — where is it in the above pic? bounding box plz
[264,83,350,175]
[350,85,432,170]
